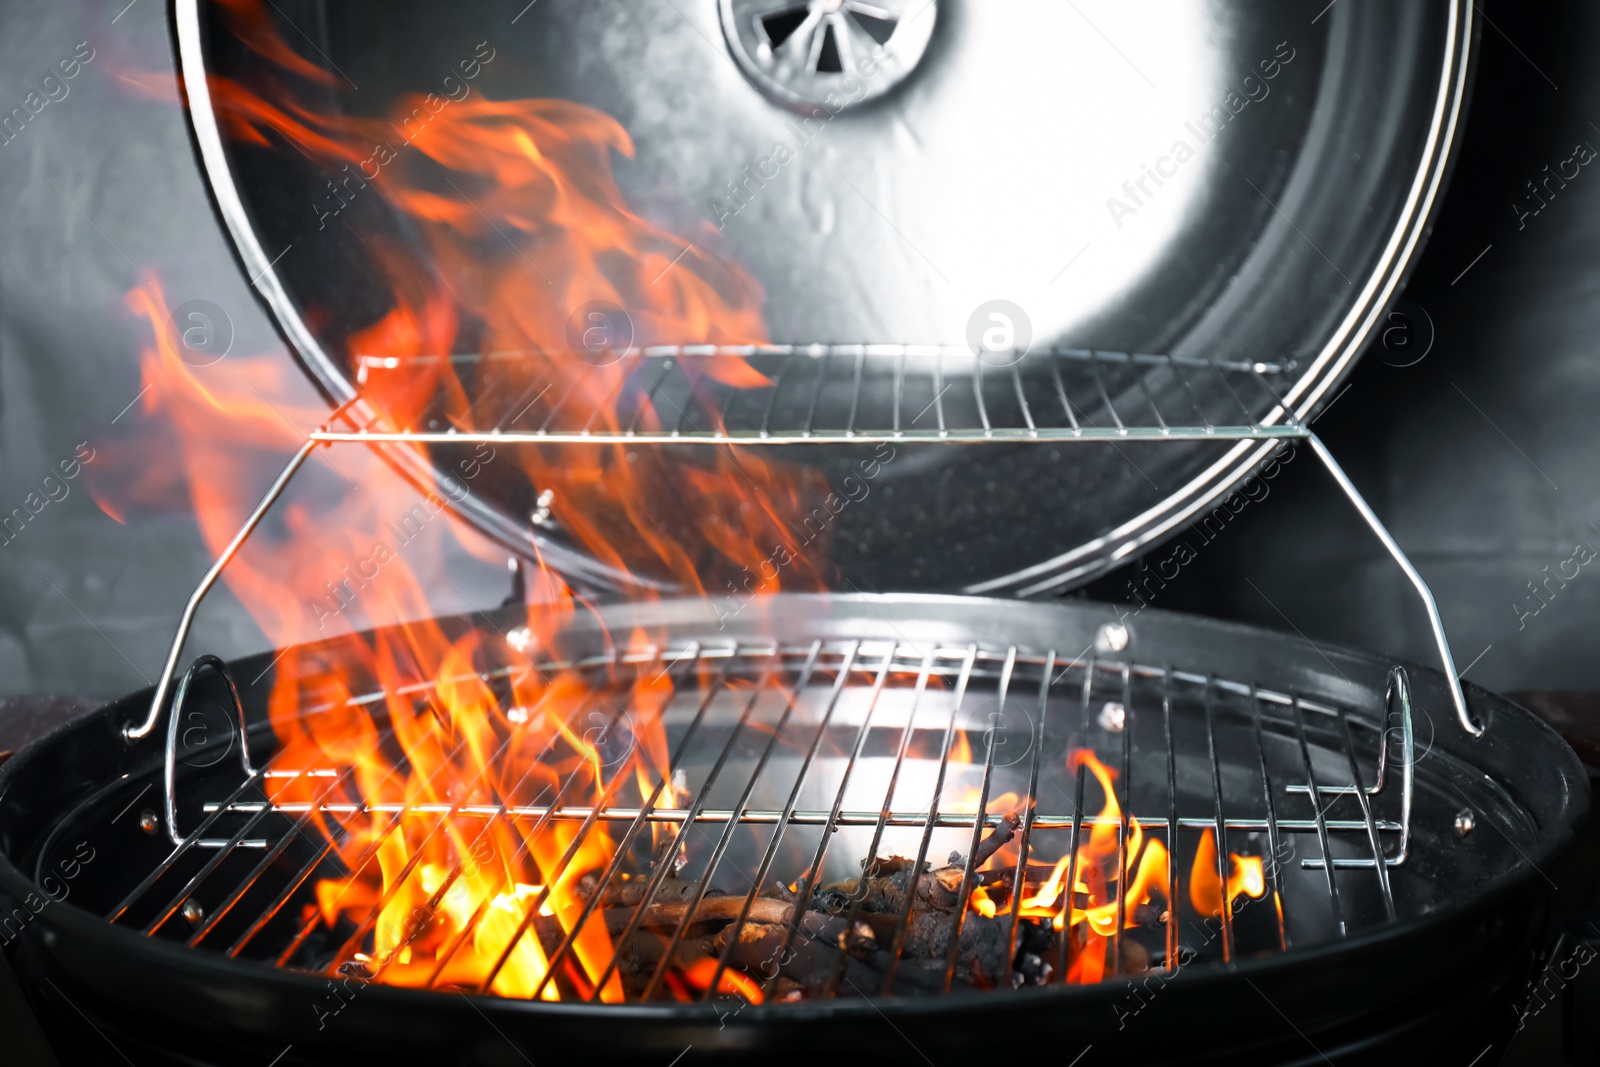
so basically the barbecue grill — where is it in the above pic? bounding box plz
[0,0,1591,1065]
[0,597,1583,1065]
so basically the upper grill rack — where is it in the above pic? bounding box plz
[120,344,1478,751]
[338,346,1307,445]
[110,640,1418,1002]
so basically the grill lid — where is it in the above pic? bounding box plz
[178,0,1473,595]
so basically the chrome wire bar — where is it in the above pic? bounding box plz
[116,641,1431,1003]
[942,647,1013,992]
[517,644,723,1000]
[128,347,1476,817]
[198,801,1403,835]
[1112,664,1134,977]
[360,346,1295,374]
[1300,668,1415,873]
[1250,684,1291,953]
[705,642,863,999]
[1289,697,1347,937]
[1162,670,1183,969]
[578,651,793,1001]
[759,647,896,1001]
[1004,649,1055,975]
[337,347,1303,445]
[1203,677,1235,962]
[878,645,976,996]
[633,643,827,1003]
[818,648,939,1000]
[130,445,1475,797]
[128,437,317,745]
[1053,659,1094,985]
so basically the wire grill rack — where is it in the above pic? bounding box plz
[111,640,1417,1000]
[339,346,1307,445]
[120,346,1478,744]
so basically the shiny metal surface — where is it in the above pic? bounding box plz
[180,0,1473,595]
[718,0,936,111]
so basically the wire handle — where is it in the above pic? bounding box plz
[163,654,257,846]
[1293,666,1415,869]
[1304,438,1478,735]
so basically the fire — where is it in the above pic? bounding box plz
[1016,753,1168,948]
[93,0,1269,1002]
[87,0,829,1005]
[1012,751,1263,980]
[1189,827,1266,916]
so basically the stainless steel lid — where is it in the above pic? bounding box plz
[177,0,1473,595]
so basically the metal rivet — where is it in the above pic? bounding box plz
[1454,809,1475,836]
[180,899,205,926]
[138,810,159,836]
[1096,622,1131,654]
[1098,701,1127,733]
[531,488,555,527]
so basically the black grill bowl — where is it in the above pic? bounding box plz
[0,596,1585,1067]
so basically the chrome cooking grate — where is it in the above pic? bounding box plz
[120,345,1479,747]
[343,346,1307,444]
[104,640,1416,1002]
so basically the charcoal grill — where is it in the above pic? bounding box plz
[0,0,1591,1064]
[0,596,1584,1066]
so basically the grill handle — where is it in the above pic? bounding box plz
[163,654,257,847]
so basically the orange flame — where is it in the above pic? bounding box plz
[1189,827,1266,918]
[93,2,1269,1001]
[1013,751,1263,981]
[84,0,832,1004]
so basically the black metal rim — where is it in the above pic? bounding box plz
[0,598,1583,1043]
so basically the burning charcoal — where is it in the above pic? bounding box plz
[608,929,724,999]
[817,857,956,915]
[569,807,1141,1000]
[772,978,806,1002]
[819,813,1024,918]
[1010,915,1056,986]
[816,864,911,915]
[586,873,702,908]
[337,958,373,981]
[973,812,1022,868]
[1013,951,1052,987]
[1015,917,1053,954]
[606,894,794,935]
[842,920,878,953]
[716,915,871,993]
[905,912,1014,988]
[1121,939,1152,974]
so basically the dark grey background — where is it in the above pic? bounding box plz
[0,0,508,697]
[0,0,265,696]
[1081,0,1600,699]
[0,0,1596,706]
